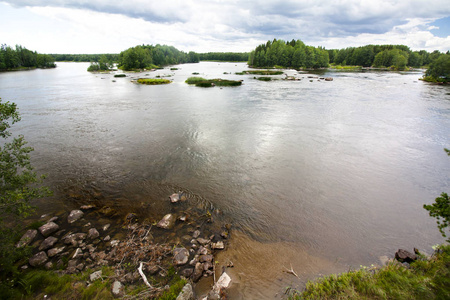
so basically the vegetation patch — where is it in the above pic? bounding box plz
[170,67,179,70]
[287,245,450,300]
[136,78,172,85]
[185,76,242,87]
[256,76,272,81]
[114,74,126,78]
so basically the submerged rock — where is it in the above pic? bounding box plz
[169,192,187,203]
[68,210,84,224]
[39,222,59,237]
[157,214,176,229]
[16,229,38,248]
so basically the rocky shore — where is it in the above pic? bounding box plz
[16,192,233,299]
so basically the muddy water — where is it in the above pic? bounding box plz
[1,62,449,298]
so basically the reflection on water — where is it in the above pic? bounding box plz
[1,62,449,298]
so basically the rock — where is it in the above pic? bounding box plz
[173,248,189,265]
[48,216,59,223]
[112,281,124,297]
[197,238,209,245]
[90,270,102,281]
[210,272,231,297]
[44,261,54,270]
[16,229,38,248]
[39,236,58,251]
[104,235,111,241]
[169,192,187,203]
[211,241,224,250]
[203,261,213,270]
[99,206,116,217]
[29,251,48,267]
[87,228,100,240]
[68,210,84,224]
[395,249,417,263]
[325,77,333,81]
[192,230,200,239]
[176,283,194,300]
[110,240,120,247]
[192,262,204,282]
[48,246,66,257]
[199,255,213,263]
[63,233,87,245]
[157,214,176,229]
[76,263,85,271]
[180,268,194,278]
[72,248,83,259]
[103,224,111,231]
[80,204,96,210]
[39,222,60,237]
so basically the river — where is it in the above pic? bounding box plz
[1,62,449,298]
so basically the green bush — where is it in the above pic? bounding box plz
[136,78,171,85]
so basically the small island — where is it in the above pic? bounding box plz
[185,77,242,87]
[136,78,172,85]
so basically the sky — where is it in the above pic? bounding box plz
[1,0,449,54]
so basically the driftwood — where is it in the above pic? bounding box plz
[283,264,299,278]
[138,262,153,288]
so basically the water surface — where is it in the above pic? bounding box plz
[1,62,449,298]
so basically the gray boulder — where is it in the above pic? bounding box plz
[16,229,38,248]
[39,236,58,251]
[68,210,84,224]
[395,249,417,263]
[29,251,48,267]
[39,222,59,237]
[90,270,102,281]
[173,248,189,265]
[87,228,100,240]
[48,246,66,257]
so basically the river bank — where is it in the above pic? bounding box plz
[10,191,233,299]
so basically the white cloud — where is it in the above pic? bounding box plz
[0,0,449,53]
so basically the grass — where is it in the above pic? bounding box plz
[114,74,126,78]
[236,70,284,75]
[137,78,172,85]
[287,244,450,299]
[170,68,178,70]
[420,76,449,84]
[185,76,242,87]
[330,65,363,70]
[256,76,272,81]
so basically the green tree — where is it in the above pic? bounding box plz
[423,149,450,242]
[425,54,450,82]
[0,98,51,279]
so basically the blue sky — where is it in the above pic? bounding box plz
[1,0,449,54]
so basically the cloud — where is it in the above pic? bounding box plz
[0,0,449,53]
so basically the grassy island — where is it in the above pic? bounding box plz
[185,76,242,87]
[136,78,172,85]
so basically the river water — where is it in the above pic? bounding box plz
[1,62,449,298]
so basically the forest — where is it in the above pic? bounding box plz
[198,52,249,62]
[117,44,199,70]
[249,39,449,72]
[0,44,55,71]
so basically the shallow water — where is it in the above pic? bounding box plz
[1,62,449,298]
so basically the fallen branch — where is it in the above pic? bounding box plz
[283,264,299,278]
[138,262,153,288]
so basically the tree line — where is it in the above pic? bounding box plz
[51,53,118,63]
[198,52,249,62]
[0,45,55,71]
[117,44,199,70]
[249,39,330,69]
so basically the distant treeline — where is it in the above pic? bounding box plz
[249,39,329,68]
[51,53,118,62]
[249,38,448,70]
[327,45,446,69]
[0,44,55,71]
[198,52,249,62]
[117,44,199,70]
